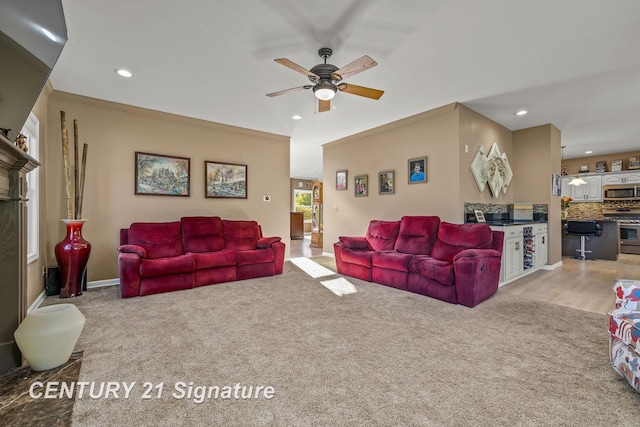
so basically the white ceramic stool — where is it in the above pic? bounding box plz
[14,304,85,371]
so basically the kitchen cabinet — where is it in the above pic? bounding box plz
[504,227,524,281]
[533,224,548,269]
[563,175,602,202]
[492,223,548,285]
[602,172,640,185]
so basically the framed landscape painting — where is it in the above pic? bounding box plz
[135,152,190,196]
[205,161,247,199]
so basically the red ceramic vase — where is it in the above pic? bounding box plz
[55,219,91,298]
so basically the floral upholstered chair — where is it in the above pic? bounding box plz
[608,279,640,392]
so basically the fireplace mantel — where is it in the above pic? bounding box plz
[0,135,40,373]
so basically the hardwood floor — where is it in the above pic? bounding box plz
[289,236,640,315]
[500,255,640,315]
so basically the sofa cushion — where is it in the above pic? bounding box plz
[339,236,370,250]
[257,237,281,248]
[128,221,184,259]
[372,251,413,272]
[394,216,441,255]
[223,220,261,250]
[341,248,373,268]
[409,256,454,286]
[431,222,493,263]
[139,254,194,278]
[190,249,236,269]
[181,216,225,253]
[365,220,401,251]
[610,309,640,353]
[236,249,275,266]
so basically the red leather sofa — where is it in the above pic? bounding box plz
[118,216,285,298]
[333,216,504,307]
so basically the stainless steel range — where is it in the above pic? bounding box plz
[603,208,640,255]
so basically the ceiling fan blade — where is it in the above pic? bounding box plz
[266,85,312,97]
[318,99,331,113]
[338,83,384,100]
[274,58,320,81]
[331,55,377,81]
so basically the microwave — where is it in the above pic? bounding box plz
[603,184,640,201]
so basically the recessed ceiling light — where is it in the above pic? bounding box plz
[585,150,593,154]
[515,110,528,116]
[115,69,133,78]
[292,115,302,120]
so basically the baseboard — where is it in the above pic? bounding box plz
[87,278,119,289]
[542,260,563,270]
[322,251,334,257]
[29,278,120,313]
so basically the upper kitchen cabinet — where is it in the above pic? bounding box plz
[563,175,602,202]
[602,171,640,185]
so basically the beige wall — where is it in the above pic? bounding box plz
[512,125,562,264]
[562,150,640,175]
[322,103,563,263]
[44,91,291,283]
[323,103,517,251]
[458,105,514,204]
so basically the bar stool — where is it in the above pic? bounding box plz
[564,220,602,260]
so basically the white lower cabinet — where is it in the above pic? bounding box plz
[492,223,548,285]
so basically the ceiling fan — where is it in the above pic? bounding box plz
[266,47,384,112]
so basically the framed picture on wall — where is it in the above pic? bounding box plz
[552,173,561,196]
[135,152,190,196]
[378,170,395,195]
[354,175,368,197]
[204,161,247,199]
[408,156,427,184]
[336,170,348,190]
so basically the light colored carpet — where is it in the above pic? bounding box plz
[42,258,639,426]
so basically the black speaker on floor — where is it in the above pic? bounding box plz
[45,266,87,296]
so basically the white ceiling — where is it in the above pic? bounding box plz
[50,0,640,180]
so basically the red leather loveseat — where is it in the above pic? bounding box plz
[118,216,285,298]
[333,216,504,307]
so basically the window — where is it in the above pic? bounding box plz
[22,113,39,263]
[294,189,312,221]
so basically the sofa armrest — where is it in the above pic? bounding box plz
[614,279,640,309]
[257,236,282,248]
[452,249,503,307]
[118,244,147,258]
[338,236,370,250]
[118,252,142,298]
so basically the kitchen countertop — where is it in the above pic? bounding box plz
[561,218,618,223]
[484,220,547,227]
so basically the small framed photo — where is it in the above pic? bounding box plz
[408,156,427,184]
[595,161,607,173]
[354,175,368,197]
[629,156,640,170]
[579,164,589,173]
[135,152,190,196]
[205,161,247,198]
[474,210,486,223]
[378,170,395,195]
[336,170,348,190]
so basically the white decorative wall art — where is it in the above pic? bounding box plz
[470,143,512,198]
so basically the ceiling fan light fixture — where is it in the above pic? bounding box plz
[314,82,336,100]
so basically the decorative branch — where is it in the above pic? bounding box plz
[73,119,80,219]
[78,143,88,219]
[60,111,73,219]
